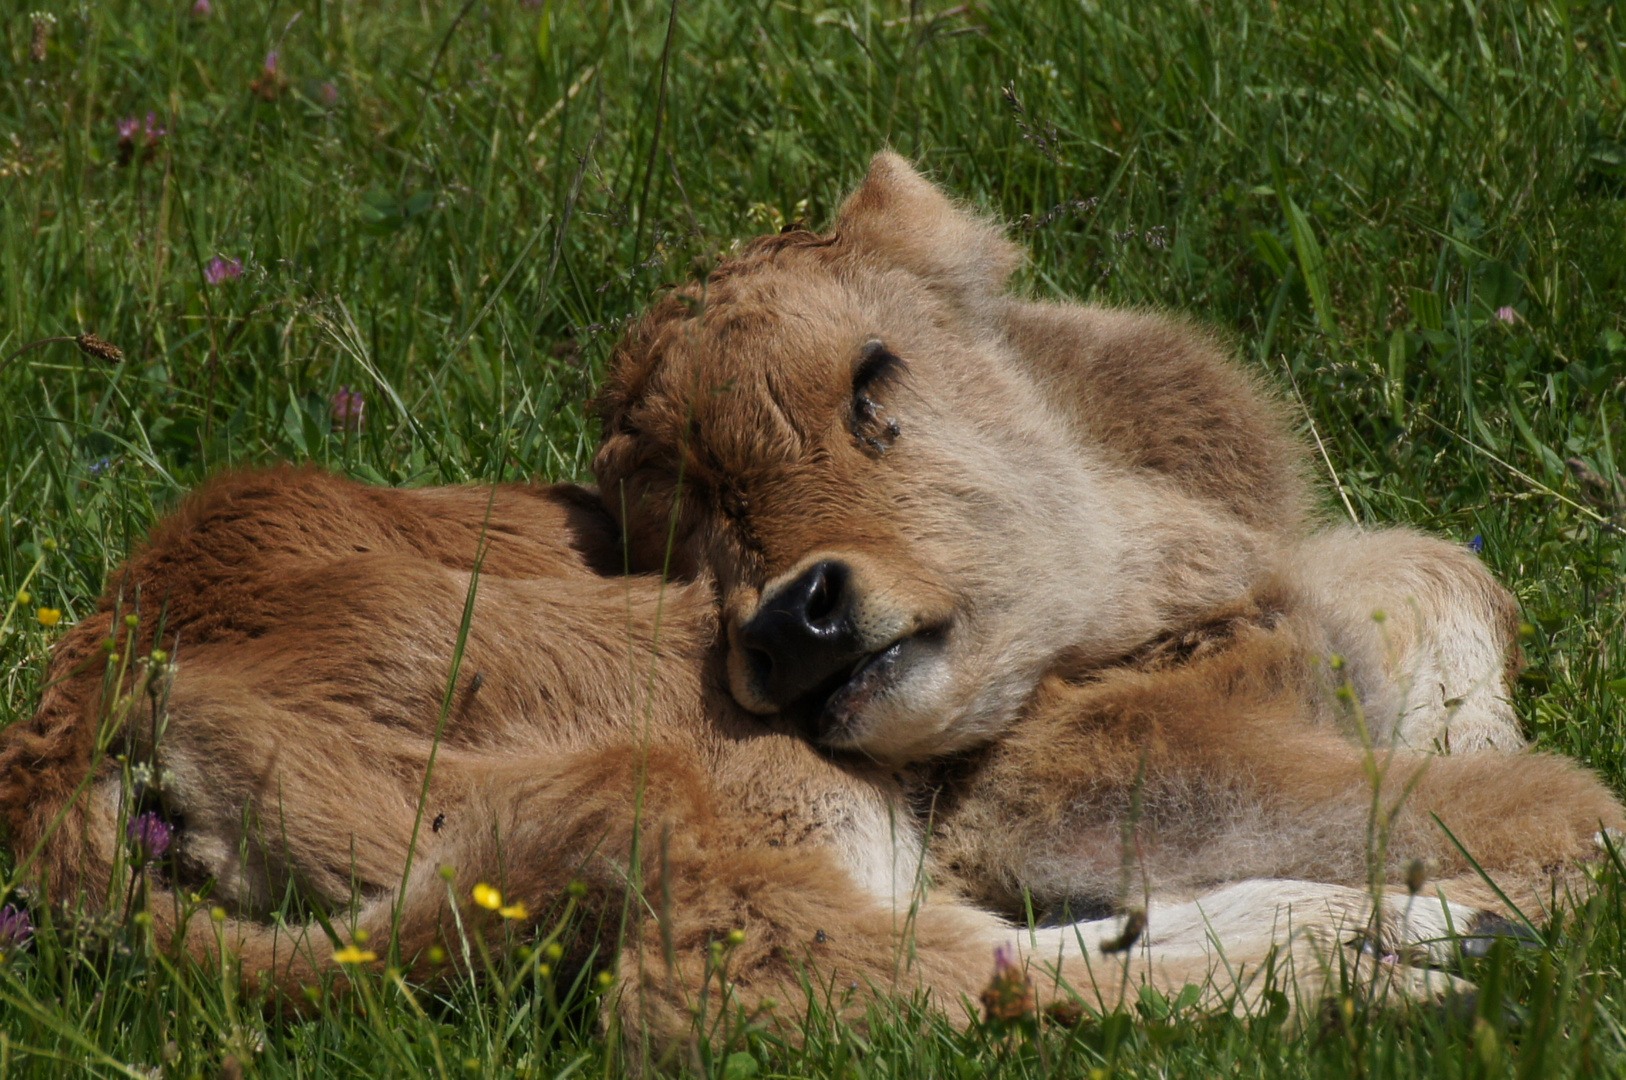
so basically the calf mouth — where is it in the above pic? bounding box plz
[782,625,945,747]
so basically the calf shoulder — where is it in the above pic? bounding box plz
[994,299,1313,536]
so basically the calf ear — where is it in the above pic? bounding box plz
[835,150,1021,301]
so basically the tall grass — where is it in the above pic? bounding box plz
[3,0,1626,1075]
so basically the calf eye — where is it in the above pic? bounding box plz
[850,340,906,454]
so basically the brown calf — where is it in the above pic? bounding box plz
[2,467,1516,1053]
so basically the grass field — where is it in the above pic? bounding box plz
[5,0,1626,1075]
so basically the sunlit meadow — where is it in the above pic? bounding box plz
[5,1,1626,1076]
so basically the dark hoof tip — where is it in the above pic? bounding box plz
[1429,988,1479,1027]
[1460,914,1542,959]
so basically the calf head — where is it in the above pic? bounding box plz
[595,153,1240,762]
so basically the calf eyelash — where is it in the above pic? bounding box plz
[851,340,906,454]
[852,339,908,397]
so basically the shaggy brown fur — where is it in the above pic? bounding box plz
[0,467,1524,1056]
[593,151,1625,918]
[0,468,997,1048]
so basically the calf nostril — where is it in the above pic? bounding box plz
[801,561,848,633]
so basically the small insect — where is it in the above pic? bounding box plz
[468,673,485,695]
[814,928,828,944]
[432,813,446,833]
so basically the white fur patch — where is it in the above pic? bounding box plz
[1015,879,1484,1011]
[835,796,927,909]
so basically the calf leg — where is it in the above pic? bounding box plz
[1284,526,1524,753]
[932,625,1620,914]
[1025,878,1482,1020]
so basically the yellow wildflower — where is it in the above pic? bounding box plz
[15,589,30,606]
[472,883,502,910]
[499,902,529,921]
[334,945,377,964]
[36,607,61,627]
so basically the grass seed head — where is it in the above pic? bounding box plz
[75,333,123,364]
[29,12,55,63]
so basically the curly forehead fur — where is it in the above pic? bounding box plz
[596,164,1309,584]
[602,152,1021,415]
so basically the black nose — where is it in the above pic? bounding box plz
[737,560,866,708]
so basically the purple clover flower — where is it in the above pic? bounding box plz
[127,811,173,863]
[331,386,365,432]
[191,0,212,16]
[1494,306,1518,325]
[0,904,32,954]
[250,50,288,101]
[116,112,167,165]
[980,942,1035,1022]
[116,116,143,166]
[205,256,243,285]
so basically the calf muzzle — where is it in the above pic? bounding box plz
[736,559,869,710]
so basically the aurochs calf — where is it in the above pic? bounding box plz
[593,151,1625,921]
[0,468,1535,1052]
